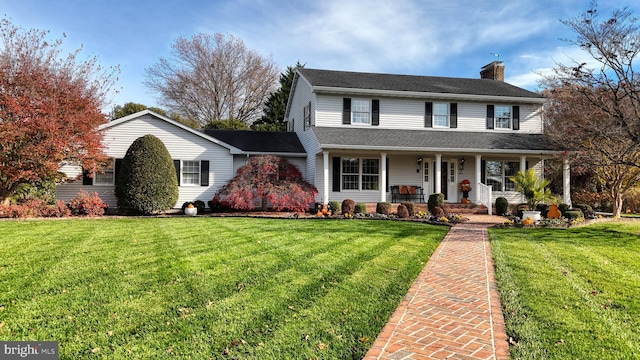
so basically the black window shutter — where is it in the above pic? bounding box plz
[200,160,209,186]
[342,98,351,125]
[481,160,486,183]
[332,157,341,192]
[512,105,520,130]
[424,102,433,128]
[82,170,93,185]
[114,159,123,181]
[486,105,494,129]
[372,99,380,126]
[174,160,181,186]
[386,159,389,192]
[450,103,458,128]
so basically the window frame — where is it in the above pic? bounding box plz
[93,159,115,186]
[485,160,520,192]
[433,103,449,128]
[181,160,201,186]
[494,105,512,130]
[340,157,380,191]
[351,99,371,125]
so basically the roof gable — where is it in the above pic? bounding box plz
[101,110,242,153]
[297,68,543,100]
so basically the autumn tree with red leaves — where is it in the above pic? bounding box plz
[211,155,317,212]
[0,18,119,205]
[542,2,640,216]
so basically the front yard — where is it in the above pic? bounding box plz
[0,218,446,359]
[490,222,640,359]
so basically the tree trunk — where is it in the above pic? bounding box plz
[261,192,268,211]
[613,192,624,218]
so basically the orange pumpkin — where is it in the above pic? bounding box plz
[321,207,328,215]
[187,204,195,208]
[522,217,534,225]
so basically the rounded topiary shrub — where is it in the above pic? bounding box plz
[354,203,367,214]
[558,203,571,215]
[397,204,409,218]
[495,197,509,216]
[115,134,178,215]
[401,202,415,217]
[376,202,392,215]
[428,193,445,214]
[328,200,341,214]
[573,203,594,217]
[341,199,355,215]
[194,200,206,214]
[565,210,584,220]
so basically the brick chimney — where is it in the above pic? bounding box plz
[480,61,504,81]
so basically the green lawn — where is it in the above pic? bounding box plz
[490,222,640,359]
[0,217,447,359]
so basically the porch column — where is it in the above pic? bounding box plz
[520,155,527,172]
[380,153,387,202]
[563,158,572,207]
[435,154,442,194]
[323,151,329,205]
[475,154,481,203]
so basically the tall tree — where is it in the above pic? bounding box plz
[144,33,279,128]
[252,62,304,131]
[0,18,119,205]
[110,102,152,119]
[542,2,640,216]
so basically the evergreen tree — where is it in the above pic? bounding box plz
[252,61,304,132]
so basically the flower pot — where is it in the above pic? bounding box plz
[522,210,541,222]
[184,206,197,216]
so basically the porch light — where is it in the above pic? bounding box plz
[459,157,465,170]
[417,157,423,172]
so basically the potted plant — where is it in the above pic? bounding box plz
[184,203,197,216]
[509,168,551,222]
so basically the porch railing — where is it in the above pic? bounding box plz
[477,183,492,215]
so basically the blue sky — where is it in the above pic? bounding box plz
[3,0,638,112]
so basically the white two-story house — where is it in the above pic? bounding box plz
[286,62,564,209]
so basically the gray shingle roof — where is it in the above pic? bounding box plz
[203,130,305,154]
[312,127,555,153]
[298,68,543,99]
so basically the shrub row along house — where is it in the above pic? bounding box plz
[57,61,571,211]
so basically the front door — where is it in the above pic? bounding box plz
[433,161,448,200]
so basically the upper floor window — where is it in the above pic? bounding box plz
[425,102,457,128]
[486,105,520,130]
[351,99,370,125]
[433,103,449,127]
[342,98,380,126]
[495,106,511,129]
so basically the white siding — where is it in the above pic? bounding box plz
[56,114,234,209]
[313,95,544,134]
[289,77,321,185]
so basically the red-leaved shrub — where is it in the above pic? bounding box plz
[68,190,107,216]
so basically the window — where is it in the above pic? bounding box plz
[341,157,380,190]
[433,103,449,127]
[182,161,200,185]
[92,158,115,185]
[94,165,114,185]
[342,158,360,190]
[362,159,380,190]
[423,161,429,182]
[351,99,370,124]
[303,102,311,130]
[495,106,511,129]
[486,160,519,191]
[450,162,456,183]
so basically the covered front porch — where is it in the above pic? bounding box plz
[316,150,571,213]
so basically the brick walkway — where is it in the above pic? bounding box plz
[363,215,509,360]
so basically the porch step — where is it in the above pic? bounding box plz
[443,203,488,215]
